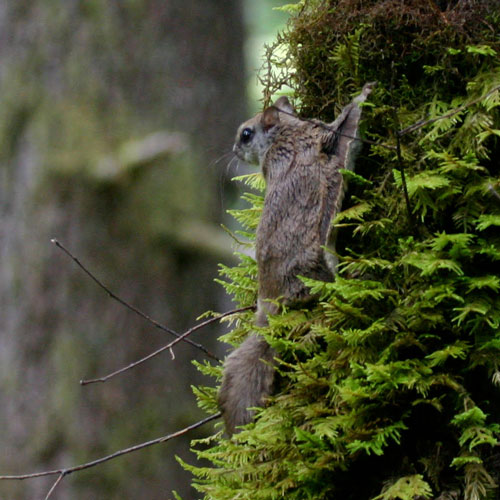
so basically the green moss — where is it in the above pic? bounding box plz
[186,1,500,498]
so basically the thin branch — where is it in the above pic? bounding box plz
[44,472,64,500]
[395,132,415,231]
[398,84,500,137]
[389,71,415,232]
[80,306,254,385]
[220,224,252,247]
[50,238,218,361]
[0,413,221,487]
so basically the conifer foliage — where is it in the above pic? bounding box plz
[181,1,500,498]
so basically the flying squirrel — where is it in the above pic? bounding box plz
[218,82,376,435]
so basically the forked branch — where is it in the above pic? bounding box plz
[0,413,221,500]
[51,238,219,360]
[80,305,254,385]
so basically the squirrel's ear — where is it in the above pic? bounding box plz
[261,106,280,130]
[273,96,295,116]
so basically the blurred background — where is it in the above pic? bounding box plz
[0,1,287,498]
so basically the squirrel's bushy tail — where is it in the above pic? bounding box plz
[218,334,275,436]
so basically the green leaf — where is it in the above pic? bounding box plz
[452,300,492,326]
[402,251,464,276]
[405,172,451,197]
[273,0,306,13]
[423,64,444,75]
[346,421,408,456]
[467,44,497,57]
[452,407,488,428]
[373,474,433,500]
[451,454,483,468]
[464,275,500,293]
[339,168,373,186]
[426,341,471,367]
[475,214,500,231]
[335,201,372,222]
[232,172,266,191]
[294,427,328,450]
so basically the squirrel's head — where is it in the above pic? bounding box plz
[233,97,296,166]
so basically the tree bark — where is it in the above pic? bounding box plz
[0,1,245,498]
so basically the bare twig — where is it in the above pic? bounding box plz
[50,238,218,360]
[80,306,254,385]
[44,473,64,500]
[389,69,415,231]
[394,132,415,230]
[0,413,221,499]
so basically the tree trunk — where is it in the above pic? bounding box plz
[0,1,245,498]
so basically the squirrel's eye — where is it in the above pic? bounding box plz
[240,127,254,144]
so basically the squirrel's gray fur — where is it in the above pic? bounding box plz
[218,83,375,435]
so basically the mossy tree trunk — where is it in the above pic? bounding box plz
[186,2,500,499]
